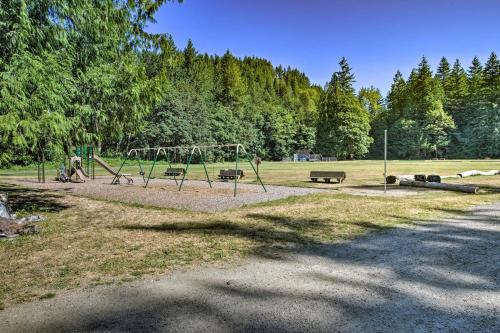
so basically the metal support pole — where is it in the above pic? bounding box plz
[384,129,387,194]
[178,147,195,191]
[91,146,95,180]
[234,145,239,197]
[111,152,130,185]
[145,148,160,188]
[199,148,212,188]
[247,157,267,193]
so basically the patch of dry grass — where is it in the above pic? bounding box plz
[1,181,499,309]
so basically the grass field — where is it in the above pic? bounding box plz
[0,159,499,309]
[1,158,500,188]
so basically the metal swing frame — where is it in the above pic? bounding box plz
[179,144,266,197]
[113,143,266,197]
[112,146,187,188]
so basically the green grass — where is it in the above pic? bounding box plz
[2,158,499,188]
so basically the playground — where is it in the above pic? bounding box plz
[10,177,325,212]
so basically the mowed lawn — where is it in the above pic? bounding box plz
[0,159,499,309]
[2,158,500,188]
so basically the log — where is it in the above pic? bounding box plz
[426,175,441,183]
[400,180,479,194]
[414,174,426,181]
[458,170,499,178]
[440,175,461,179]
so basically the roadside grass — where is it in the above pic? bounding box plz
[0,181,499,309]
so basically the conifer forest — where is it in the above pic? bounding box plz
[1,1,498,166]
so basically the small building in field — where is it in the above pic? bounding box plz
[293,149,322,162]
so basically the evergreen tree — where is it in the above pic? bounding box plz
[316,59,372,159]
[445,59,469,157]
[386,71,407,125]
[436,57,451,94]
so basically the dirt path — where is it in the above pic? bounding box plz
[1,203,499,332]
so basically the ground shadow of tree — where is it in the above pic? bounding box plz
[15,205,500,332]
[0,183,72,214]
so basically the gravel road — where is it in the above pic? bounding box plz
[1,202,499,332]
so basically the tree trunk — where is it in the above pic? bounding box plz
[458,170,499,177]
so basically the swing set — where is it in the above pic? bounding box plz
[112,144,266,197]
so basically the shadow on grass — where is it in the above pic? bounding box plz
[18,204,500,332]
[0,183,72,214]
[118,212,396,260]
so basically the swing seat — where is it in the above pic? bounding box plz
[165,168,185,177]
[218,169,244,180]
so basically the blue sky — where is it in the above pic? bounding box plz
[146,0,500,94]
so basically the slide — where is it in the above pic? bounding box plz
[75,168,88,182]
[93,155,132,183]
[80,167,90,178]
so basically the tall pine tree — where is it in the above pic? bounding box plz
[316,58,372,159]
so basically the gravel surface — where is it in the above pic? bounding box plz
[1,202,499,332]
[5,177,327,212]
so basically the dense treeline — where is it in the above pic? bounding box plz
[369,55,499,159]
[0,0,171,166]
[128,39,322,160]
[0,1,498,166]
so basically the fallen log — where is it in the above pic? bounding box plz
[400,180,479,194]
[458,170,499,178]
[440,175,461,179]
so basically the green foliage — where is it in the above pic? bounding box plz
[371,53,497,159]
[127,39,321,160]
[1,1,497,164]
[0,0,173,166]
[316,59,372,159]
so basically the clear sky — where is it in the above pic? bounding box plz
[146,0,500,95]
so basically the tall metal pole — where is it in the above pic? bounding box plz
[234,145,239,197]
[384,129,387,194]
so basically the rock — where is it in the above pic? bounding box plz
[15,215,45,225]
[0,193,13,219]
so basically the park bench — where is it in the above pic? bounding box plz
[310,171,346,183]
[218,169,244,180]
[164,168,185,177]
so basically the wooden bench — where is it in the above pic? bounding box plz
[310,171,346,183]
[218,169,244,180]
[164,168,185,177]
